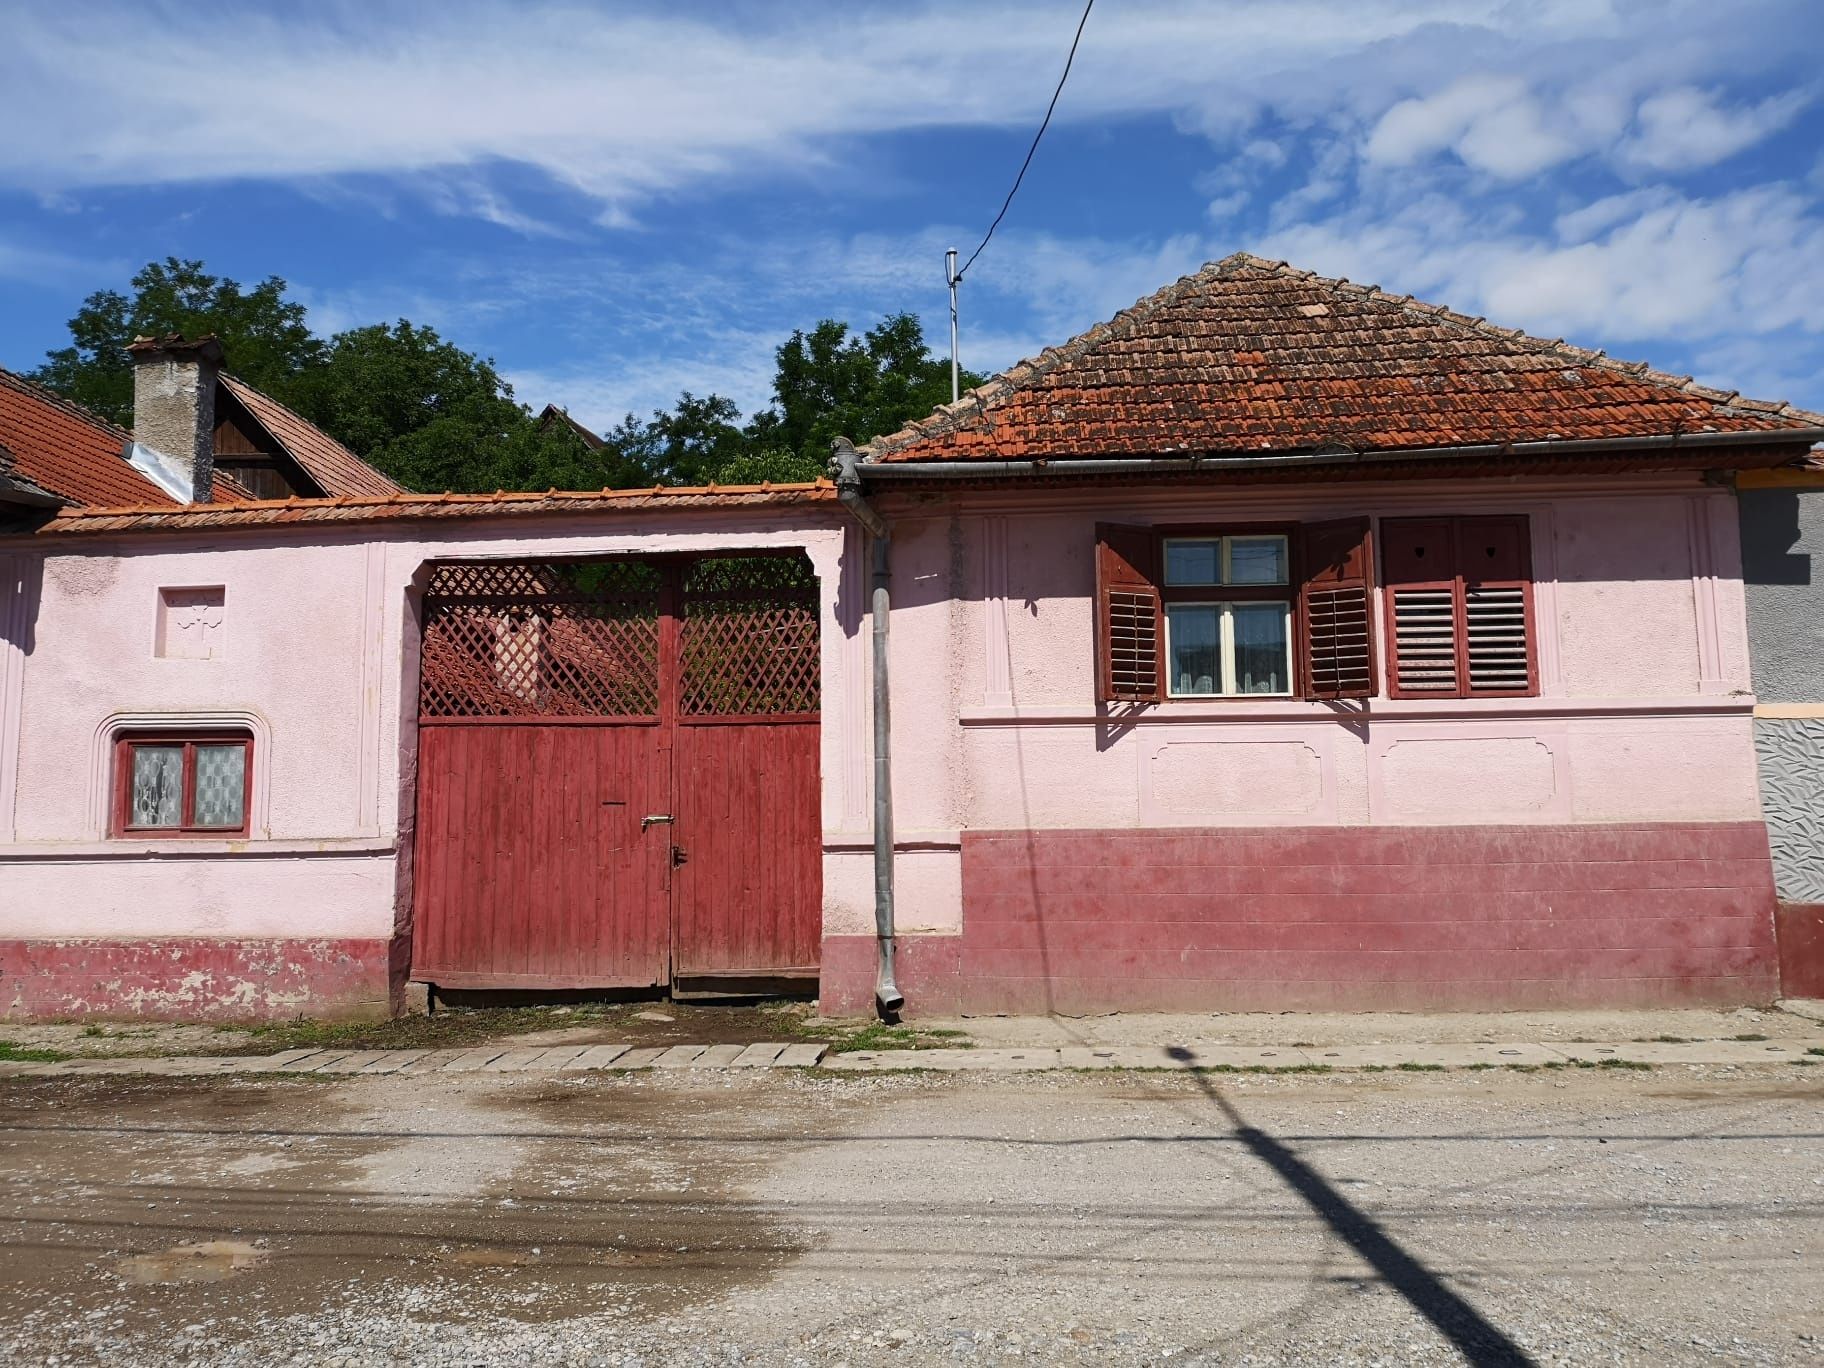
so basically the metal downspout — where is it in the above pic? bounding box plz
[832,439,903,1016]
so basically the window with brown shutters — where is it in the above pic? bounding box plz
[1298,518,1377,700]
[1095,524,1163,702]
[1382,515,1535,699]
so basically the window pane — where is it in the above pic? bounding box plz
[1163,539,1220,586]
[1165,604,1221,696]
[1227,536,1288,585]
[129,746,183,827]
[1231,602,1292,695]
[192,745,247,828]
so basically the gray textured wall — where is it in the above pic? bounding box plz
[1739,486,1824,704]
[1756,718,1824,902]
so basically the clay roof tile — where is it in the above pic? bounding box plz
[860,253,1824,464]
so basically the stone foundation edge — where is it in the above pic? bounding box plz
[0,937,393,1022]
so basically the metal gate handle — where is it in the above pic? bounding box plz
[641,813,673,831]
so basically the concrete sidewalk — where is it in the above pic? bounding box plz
[4,1033,1822,1079]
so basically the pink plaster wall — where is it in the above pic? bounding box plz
[0,513,849,967]
[0,474,1770,1016]
[877,476,1762,849]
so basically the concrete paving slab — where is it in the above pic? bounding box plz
[653,1045,708,1068]
[561,1044,631,1070]
[524,1046,589,1070]
[824,1048,982,1071]
[1778,998,1824,1025]
[610,1047,667,1070]
[729,1043,788,1067]
[239,1049,318,1071]
[1549,1040,1823,1066]
[272,1051,348,1073]
[1307,1044,1559,1068]
[316,1051,389,1073]
[394,1048,471,1074]
[776,1043,828,1068]
[440,1048,508,1073]
[696,1044,746,1066]
[480,1047,548,1072]
[359,1050,429,1074]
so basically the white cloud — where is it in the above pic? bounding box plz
[1,0,1786,222]
[1258,184,1824,352]
[1622,85,1814,171]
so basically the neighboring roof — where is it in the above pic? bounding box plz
[538,404,606,451]
[0,441,61,507]
[0,367,173,508]
[219,374,404,498]
[865,253,1824,464]
[28,480,838,537]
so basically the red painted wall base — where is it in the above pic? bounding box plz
[1775,903,1824,999]
[0,937,394,1022]
[822,822,1782,1016]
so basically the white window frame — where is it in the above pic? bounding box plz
[1164,599,1294,698]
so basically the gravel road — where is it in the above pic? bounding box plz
[2,1065,1819,1365]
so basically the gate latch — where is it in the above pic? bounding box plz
[670,845,689,869]
[641,813,673,831]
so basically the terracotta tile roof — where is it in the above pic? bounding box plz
[28,481,839,537]
[0,367,174,508]
[218,374,404,497]
[865,253,1824,464]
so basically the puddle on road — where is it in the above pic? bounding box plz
[116,1240,265,1284]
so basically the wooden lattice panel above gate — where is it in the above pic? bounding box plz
[418,560,663,719]
[679,555,820,718]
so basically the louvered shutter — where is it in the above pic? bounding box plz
[1382,518,1461,697]
[1298,518,1377,699]
[1094,524,1163,703]
[1458,516,1534,695]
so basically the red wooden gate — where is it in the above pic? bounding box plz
[410,555,822,991]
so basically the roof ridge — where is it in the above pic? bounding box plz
[0,366,132,443]
[859,251,1824,461]
[46,477,839,520]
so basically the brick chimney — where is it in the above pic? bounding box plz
[127,334,223,503]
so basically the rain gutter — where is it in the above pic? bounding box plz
[831,438,902,1017]
[855,427,1824,481]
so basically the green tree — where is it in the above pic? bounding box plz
[290,322,618,494]
[32,258,322,426]
[596,312,980,488]
[767,312,976,472]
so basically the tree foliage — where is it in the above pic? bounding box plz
[33,258,322,427]
[32,259,980,493]
[289,322,626,494]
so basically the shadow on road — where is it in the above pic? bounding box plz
[1166,1044,1533,1367]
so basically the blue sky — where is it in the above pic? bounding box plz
[2,0,1821,433]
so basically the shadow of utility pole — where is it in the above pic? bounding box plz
[1165,1045,1533,1367]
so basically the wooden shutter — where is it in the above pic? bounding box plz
[1094,524,1163,703]
[1458,515,1534,695]
[1298,518,1377,699]
[1382,517,1461,696]
[1382,515,1535,699]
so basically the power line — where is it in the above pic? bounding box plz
[954,0,1095,281]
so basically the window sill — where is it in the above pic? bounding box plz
[0,837,397,862]
[957,696,1755,726]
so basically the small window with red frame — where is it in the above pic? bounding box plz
[114,733,252,837]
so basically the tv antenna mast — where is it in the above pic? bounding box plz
[944,0,1094,403]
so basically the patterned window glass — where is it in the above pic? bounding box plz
[130,746,184,828]
[192,745,247,828]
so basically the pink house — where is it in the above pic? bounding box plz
[4,255,1823,1020]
